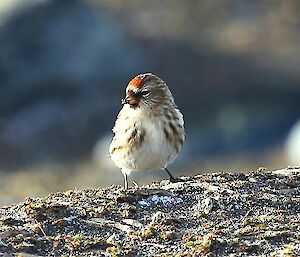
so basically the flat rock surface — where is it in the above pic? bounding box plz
[0,167,299,256]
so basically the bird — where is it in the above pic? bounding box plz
[109,73,185,189]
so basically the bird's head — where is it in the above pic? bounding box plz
[122,73,174,110]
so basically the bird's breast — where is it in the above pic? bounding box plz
[110,104,184,172]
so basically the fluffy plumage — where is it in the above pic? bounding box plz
[109,73,185,189]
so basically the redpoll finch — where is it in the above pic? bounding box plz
[109,73,185,189]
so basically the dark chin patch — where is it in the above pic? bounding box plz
[129,103,139,108]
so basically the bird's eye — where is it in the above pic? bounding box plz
[141,90,150,96]
[135,90,150,99]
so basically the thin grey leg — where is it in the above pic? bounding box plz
[164,167,176,182]
[123,173,128,190]
[164,167,184,183]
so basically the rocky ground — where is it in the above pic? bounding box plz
[0,167,299,256]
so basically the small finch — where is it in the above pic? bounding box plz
[109,73,185,189]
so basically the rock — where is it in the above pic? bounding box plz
[0,167,299,256]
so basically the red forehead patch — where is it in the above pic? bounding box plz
[128,76,144,88]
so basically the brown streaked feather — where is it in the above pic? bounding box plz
[169,122,178,137]
[128,129,137,144]
[163,121,184,152]
[164,127,172,142]
[111,145,125,154]
[128,127,146,150]
[137,128,146,148]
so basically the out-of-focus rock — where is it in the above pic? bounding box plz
[0,0,147,169]
[285,120,300,165]
[0,0,300,173]
[92,134,121,183]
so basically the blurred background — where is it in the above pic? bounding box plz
[0,0,300,204]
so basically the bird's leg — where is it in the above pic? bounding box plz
[164,168,183,183]
[123,173,128,190]
[164,167,176,182]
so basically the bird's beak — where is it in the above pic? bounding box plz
[122,92,139,107]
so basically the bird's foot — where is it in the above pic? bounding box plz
[169,176,184,183]
[164,168,184,183]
